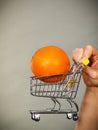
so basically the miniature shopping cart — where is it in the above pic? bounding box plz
[29,60,89,122]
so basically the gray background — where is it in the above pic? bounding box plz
[0,0,98,130]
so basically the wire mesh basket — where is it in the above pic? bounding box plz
[30,73,81,99]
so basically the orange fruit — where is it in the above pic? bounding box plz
[30,45,70,83]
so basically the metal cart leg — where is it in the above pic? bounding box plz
[66,99,78,120]
[48,98,61,111]
[51,98,57,110]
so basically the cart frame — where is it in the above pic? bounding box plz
[29,63,83,121]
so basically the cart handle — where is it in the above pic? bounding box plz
[82,58,90,66]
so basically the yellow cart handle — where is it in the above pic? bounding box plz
[82,58,90,66]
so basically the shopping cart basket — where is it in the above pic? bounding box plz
[29,61,87,121]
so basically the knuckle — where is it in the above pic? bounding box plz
[91,71,98,79]
[86,45,93,49]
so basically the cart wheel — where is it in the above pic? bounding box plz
[67,113,73,120]
[73,113,78,121]
[31,113,40,122]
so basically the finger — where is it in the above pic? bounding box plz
[72,45,98,63]
[83,66,98,79]
[82,45,98,59]
[72,48,84,62]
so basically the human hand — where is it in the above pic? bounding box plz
[72,45,98,87]
[73,45,98,130]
